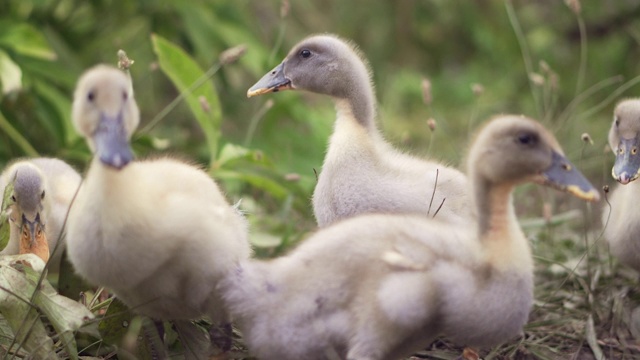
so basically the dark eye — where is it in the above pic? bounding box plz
[614,116,619,127]
[300,49,312,58]
[41,190,45,199]
[123,91,128,101]
[517,133,538,146]
[87,91,95,102]
[10,195,16,202]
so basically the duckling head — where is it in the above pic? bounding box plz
[468,115,599,202]
[247,34,372,100]
[609,99,640,184]
[4,163,49,261]
[72,65,139,169]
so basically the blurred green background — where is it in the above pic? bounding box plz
[1,0,639,251]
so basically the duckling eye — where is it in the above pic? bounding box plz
[633,147,638,155]
[516,133,538,146]
[87,91,95,102]
[300,49,312,59]
[122,91,128,101]
[614,116,619,127]
[41,190,45,199]
[10,195,16,202]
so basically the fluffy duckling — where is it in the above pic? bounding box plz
[248,34,470,227]
[0,158,81,265]
[603,99,640,271]
[221,115,599,360]
[66,65,251,327]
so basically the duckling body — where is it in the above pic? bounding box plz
[603,99,640,271]
[248,34,469,227]
[222,115,598,360]
[0,158,81,265]
[66,65,250,322]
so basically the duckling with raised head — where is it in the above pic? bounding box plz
[0,158,81,265]
[248,34,470,227]
[221,115,599,360]
[603,98,640,271]
[66,65,251,327]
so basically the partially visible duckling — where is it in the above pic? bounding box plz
[221,115,599,360]
[66,65,251,337]
[0,158,81,266]
[603,99,640,271]
[248,34,470,227]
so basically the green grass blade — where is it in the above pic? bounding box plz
[151,34,222,165]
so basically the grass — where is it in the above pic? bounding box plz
[2,0,640,359]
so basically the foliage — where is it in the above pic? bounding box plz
[0,0,639,358]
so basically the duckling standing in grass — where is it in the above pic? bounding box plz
[248,34,470,227]
[0,158,81,266]
[221,115,599,360]
[603,99,640,271]
[66,65,251,347]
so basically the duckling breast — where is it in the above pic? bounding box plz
[437,262,533,347]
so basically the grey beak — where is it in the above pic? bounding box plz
[94,111,133,169]
[247,63,292,98]
[612,137,640,184]
[541,151,599,202]
[21,213,44,247]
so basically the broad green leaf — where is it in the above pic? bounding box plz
[24,264,94,360]
[173,320,211,359]
[0,255,55,359]
[151,34,221,164]
[0,110,38,156]
[0,21,56,60]
[0,179,14,251]
[33,79,77,146]
[0,50,22,95]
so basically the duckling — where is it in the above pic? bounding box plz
[221,115,599,360]
[248,34,470,227]
[603,99,640,271]
[66,65,251,328]
[0,158,81,266]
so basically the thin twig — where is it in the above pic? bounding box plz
[427,169,439,216]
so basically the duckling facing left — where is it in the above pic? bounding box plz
[248,34,471,227]
[603,99,640,271]
[221,115,599,360]
[0,158,81,266]
[66,65,251,330]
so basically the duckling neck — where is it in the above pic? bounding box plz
[474,177,533,271]
[475,179,515,237]
[333,75,377,132]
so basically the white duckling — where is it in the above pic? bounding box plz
[603,98,640,271]
[221,115,599,360]
[0,158,81,265]
[66,65,251,330]
[248,34,470,227]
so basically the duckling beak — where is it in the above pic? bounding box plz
[20,213,48,261]
[94,111,133,169]
[538,151,600,202]
[247,63,293,97]
[611,137,640,184]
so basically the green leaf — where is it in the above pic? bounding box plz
[0,178,14,252]
[0,255,55,359]
[26,265,94,360]
[0,50,22,94]
[0,21,56,60]
[33,79,78,146]
[151,34,222,164]
[0,110,39,157]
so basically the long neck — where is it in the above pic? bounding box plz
[473,175,533,272]
[474,177,515,238]
[333,63,377,132]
